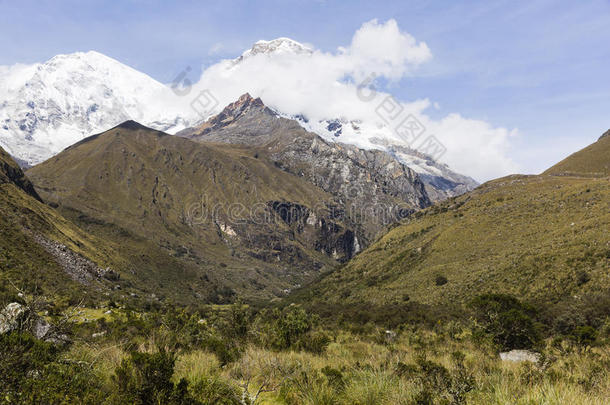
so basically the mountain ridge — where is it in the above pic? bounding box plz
[543,128,610,177]
[292,130,610,311]
[27,119,382,301]
[1,47,476,200]
[0,147,41,201]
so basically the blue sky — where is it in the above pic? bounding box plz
[1,0,609,175]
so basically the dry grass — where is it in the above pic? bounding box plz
[72,326,608,404]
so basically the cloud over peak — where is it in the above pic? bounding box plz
[186,19,518,181]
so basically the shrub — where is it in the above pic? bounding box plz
[112,349,192,404]
[572,325,597,346]
[27,362,106,404]
[435,275,448,286]
[395,354,475,405]
[271,305,315,350]
[219,301,251,341]
[470,294,541,350]
[545,290,610,336]
[576,270,591,286]
[0,331,104,404]
[204,334,242,366]
[297,330,331,354]
[495,308,541,350]
[0,331,57,393]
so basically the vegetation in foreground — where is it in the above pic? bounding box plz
[1,291,608,405]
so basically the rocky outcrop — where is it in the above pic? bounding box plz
[0,302,27,334]
[0,302,66,343]
[499,350,541,363]
[266,200,359,261]
[180,94,432,249]
[32,233,117,285]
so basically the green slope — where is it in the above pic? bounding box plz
[0,147,117,303]
[1,142,244,307]
[27,121,363,302]
[295,134,610,310]
[544,129,610,177]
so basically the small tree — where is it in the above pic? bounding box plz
[272,305,314,350]
[221,300,251,341]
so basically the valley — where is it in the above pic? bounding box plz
[0,15,608,403]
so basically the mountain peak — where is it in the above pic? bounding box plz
[210,93,268,123]
[237,38,313,62]
[115,120,151,131]
[44,50,125,71]
[232,92,265,109]
[175,93,273,139]
[600,129,610,140]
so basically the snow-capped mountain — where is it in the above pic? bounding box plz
[234,38,313,63]
[225,38,478,196]
[0,40,477,198]
[286,114,478,199]
[0,51,192,165]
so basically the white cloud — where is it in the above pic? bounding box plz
[0,63,39,94]
[347,18,432,80]
[428,114,519,180]
[180,19,518,181]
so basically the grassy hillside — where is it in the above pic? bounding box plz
[27,121,364,302]
[0,147,119,303]
[544,130,610,177]
[1,143,244,307]
[294,134,610,311]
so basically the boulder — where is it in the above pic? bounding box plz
[0,302,68,344]
[32,317,52,340]
[0,302,27,334]
[499,350,541,363]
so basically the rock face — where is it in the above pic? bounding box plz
[296,119,479,201]
[499,350,541,363]
[179,93,432,247]
[381,143,479,202]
